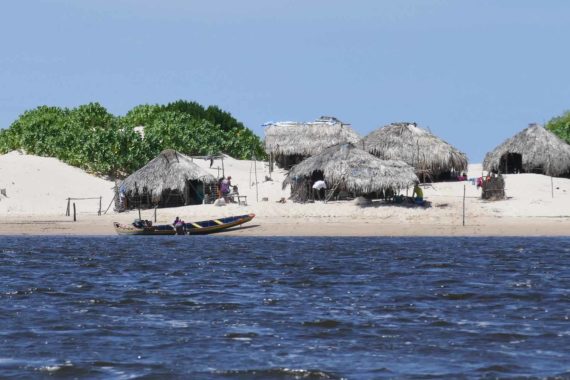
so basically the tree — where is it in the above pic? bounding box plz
[2,106,68,156]
[546,110,570,144]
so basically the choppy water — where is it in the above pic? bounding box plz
[1,236,569,379]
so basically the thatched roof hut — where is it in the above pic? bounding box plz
[283,143,418,202]
[264,116,360,169]
[360,122,468,181]
[483,123,570,177]
[120,149,217,208]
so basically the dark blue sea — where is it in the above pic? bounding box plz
[1,236,569,379]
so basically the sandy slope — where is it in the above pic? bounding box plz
[0,151,115,216]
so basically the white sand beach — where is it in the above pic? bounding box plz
[1,151,570,236]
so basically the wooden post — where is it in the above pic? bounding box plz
[73,203,76,222]
[249,160,253,189]
[551,176,554,198]
[462,185,466,226]
[221,156,225,178]
[66,198,70,216]
[98,196,102,216]
[254,156,259,202]
[154,206,157,223]
[138,207,141,220]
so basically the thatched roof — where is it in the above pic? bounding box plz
[360,122,468,177]
[483,123,570,176]
[121,149,217,194]
[264,116,360,157]
[284,143,418,193]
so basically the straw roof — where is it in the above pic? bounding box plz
[284,143,418,193]
[264,116,360,157]
[121,149,217,194]
[483,123,570,176]
[361,122,468,177]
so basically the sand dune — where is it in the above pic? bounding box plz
[1,151,570,236]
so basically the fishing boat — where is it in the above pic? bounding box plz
[113,213,255,235]
[182,213,255,235]
[113,221,176,235]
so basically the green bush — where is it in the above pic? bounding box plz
[546,110,570,144]
[0,101,266,177]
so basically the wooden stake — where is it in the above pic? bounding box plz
[254,156,259,202]
[73,203,76,222]
[462,185,466,226]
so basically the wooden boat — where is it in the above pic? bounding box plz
[113,214,255,235]
[182,213,255,235]
[113,221,176,235]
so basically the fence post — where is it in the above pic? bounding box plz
[66,198,70,216]
[154,206,157,223]
[98,196,102,216]
[462,185,466,226]
[254,156,258,203]
[73,203,76,222]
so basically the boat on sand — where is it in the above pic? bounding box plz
[113,214,255,235]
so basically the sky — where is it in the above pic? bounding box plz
[1,0,570,162]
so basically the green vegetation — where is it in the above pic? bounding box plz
[0,100,266,177]
[546,110,570,143]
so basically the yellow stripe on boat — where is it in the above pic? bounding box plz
[191,222,202,228]
[214,219,224,225]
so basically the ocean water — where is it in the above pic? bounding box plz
[1,236,569,379]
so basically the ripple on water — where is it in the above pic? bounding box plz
[210,368,344,379]
[1,236,570,378]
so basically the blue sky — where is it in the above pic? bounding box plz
[1,0,569,162]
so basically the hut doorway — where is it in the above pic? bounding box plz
[499,153,522,174]
[186,180,206,205]
[277,154,308,170]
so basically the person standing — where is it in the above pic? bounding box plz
[221,176,232,200]
[412,182,424,204]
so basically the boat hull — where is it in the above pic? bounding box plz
[113,222,176,235]
[183,213,255,235]
[113,214,255,236]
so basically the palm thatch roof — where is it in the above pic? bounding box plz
[121,149,217,195]
[483,123,570,176]
[283,143,418,194]
[264,116,360,159]
[360,122,468,178]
